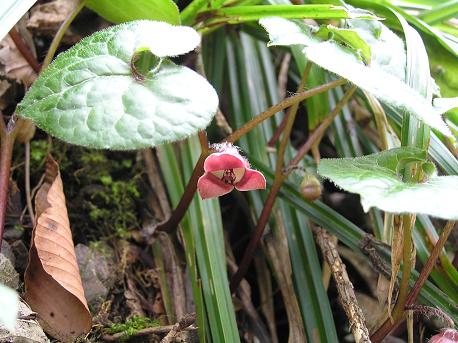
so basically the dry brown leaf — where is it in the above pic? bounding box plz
[27,0,81,45]
[0,34,37,87]
[25,156,92,342]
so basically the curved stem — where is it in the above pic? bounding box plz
[225,79,347,144]
[230,84,355,293]
[155,151,210,233]
[371,220,456,341]
[289,86,356,167]
[42,0,87,70]
[275,62,311,174]
[8,28,41,73]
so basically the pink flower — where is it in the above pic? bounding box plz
[430,329,458,343]
[197,143,266,199]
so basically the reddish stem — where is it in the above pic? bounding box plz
[267,109,290,147]
[8,28,41,73]
[229,177,284,293]
[371,220,456,342]
[0,132,15,252]
[155,152,209,233]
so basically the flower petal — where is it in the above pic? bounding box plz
[197,172,234,199]
[204,152,246,172]
[235,168,266,191]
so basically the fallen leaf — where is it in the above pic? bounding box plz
[25,156,92,342]
[0,31,37,87]
[27,0,81,45]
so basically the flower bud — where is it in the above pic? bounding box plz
[430,329,458,343]
[300,174,321,201]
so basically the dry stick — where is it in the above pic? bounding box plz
[371,220,456,341]
[156,79,346,233]
[230,86,357,293]
[314,227,371,343]
[160,313,197,343]
[8,28,41,73]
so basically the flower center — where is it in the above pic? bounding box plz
[221,169,236,185]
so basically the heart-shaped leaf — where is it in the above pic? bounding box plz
[17,21,218,150]
[318,147,458,219]
[260,17,452,137]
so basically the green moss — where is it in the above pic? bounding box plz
[106,316,159,341]
[27,139,143,242]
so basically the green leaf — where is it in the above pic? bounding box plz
[418,0,458,25]
[317,147,458,219]
[260,16,452,137]
[315,24,371,64]
[86,0,180,25]
[0,284,19,332]
[17,21,218,150]
[0,0,36,40]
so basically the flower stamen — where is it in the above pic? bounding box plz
[221,169,236,185]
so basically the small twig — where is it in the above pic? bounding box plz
[160,313,196,343]
[8,28,41,73]
[314,227,371,343]
[24,141,35,227]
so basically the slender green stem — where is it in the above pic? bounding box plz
[42,0,86,70]
[225,79,347,144]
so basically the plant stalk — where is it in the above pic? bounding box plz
[0,131,15,252]
[156,79,346,234]
[230,85,355,292]
[42,0,87,70]
[371,221,456,341]
[225,79,347,144]
[8,28,41,73]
